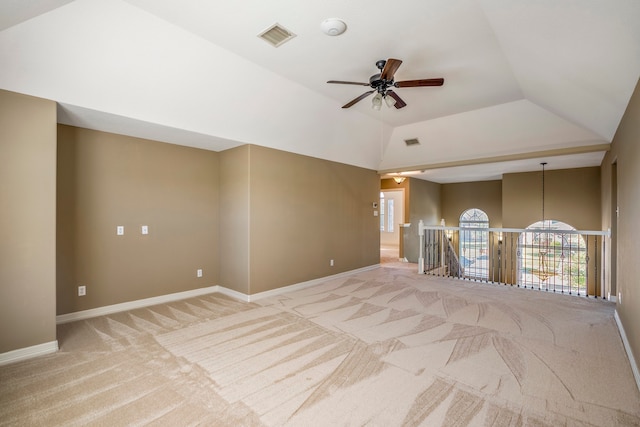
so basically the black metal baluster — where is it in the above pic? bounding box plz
[585,235,590,297]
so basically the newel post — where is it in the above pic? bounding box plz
[418,220,425,274]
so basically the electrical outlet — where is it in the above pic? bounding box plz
[141,225,148,235]
[197,269,203,278]
[117,226,124,236]
[330,259,334,267]
[78,285,86,296]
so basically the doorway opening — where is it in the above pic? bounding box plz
[380,189,404,263]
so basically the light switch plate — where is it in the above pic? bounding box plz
[141,225,148,235]
[117,226,124,235]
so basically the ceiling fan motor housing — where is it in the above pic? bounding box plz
[369,73,390,90]
[371,59,393,91]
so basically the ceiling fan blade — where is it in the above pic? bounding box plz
[342,90,375,108]
[327,80,370,86]
[395,78,444,88]
[380,58,403,81]
[386,90,407,109]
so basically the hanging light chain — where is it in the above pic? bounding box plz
[541,162,547,226]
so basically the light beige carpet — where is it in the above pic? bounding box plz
[1,266,639,426]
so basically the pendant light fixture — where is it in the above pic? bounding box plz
[541,162,547,227]
[538,162,550,282]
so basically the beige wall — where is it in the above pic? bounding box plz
[400,177,442,263]
[601,78,640,373]
[249,146,380,294]
[56,130,380,310]
[57,126,219,314]
[601,155,618,300]
[0,90,57,353]
[219,145,250,294]
[441,180,502,227]
[503,167,601,229]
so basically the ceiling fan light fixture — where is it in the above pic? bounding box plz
[384,94,396,108]
[321,18,347,36]
[371,93,383,110]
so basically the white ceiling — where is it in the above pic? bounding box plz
[1,0,639,183]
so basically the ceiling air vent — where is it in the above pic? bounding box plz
[258,23,296,47]
[404,138,420,146]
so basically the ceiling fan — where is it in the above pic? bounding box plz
[327,58,444,109]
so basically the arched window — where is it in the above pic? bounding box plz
[459,208,489,279]
[517,220,587,295]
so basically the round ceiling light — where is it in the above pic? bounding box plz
[321,18,347,36]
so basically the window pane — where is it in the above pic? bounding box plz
[388,199,394,232]
[459,208,489,280]
[517,220,586,295]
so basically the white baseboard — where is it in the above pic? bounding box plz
[244,264,381,302]
[56,265,382,324]
[0,340,58,366]
[216,286,250,302]
[56,285,219,324]
[614,310,640,392]
[56,265,381,322]
[213,264,382,303]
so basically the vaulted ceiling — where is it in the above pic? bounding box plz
[1,0,639,183]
